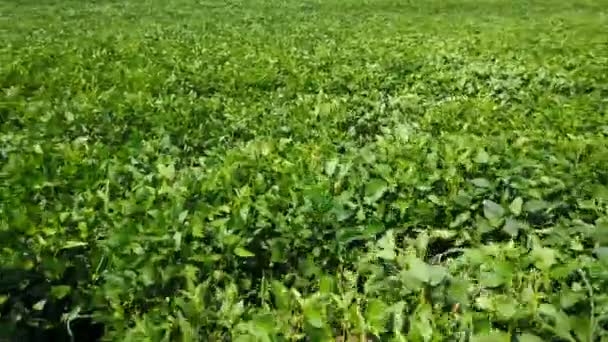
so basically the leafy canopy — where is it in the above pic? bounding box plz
[1,0,608,340]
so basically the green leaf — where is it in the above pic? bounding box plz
[366,299,388,333]
[51,285,71,299]
[474,149,490,164]
[560,290,584,309]
[61,241,88,249]
[234,247,255,257]
[331,203,352,222]
[593,218,608,244]
[479,271,505,288]
[476,216,495,233]
[271,281,289,310]
[173,231,182,250]
[377,248,396,260]
[447,279,470,305]
[365,178,388,204]
[472,178,492,188]
[176,311,194,342]
[518,333,543,342]
[319,275,335,294]
[494,296,517,320]
[409,304,433,342]
[303,302,324,328]
[33,299,46,311]
[471,331,510,342]
[509,197,523,216]
[377,228,394,245]
[449,211,471,228]
[377,230,396,260]
[593,246,608,262]
[570,316,591,342]
[364,221,386,237]
[538,304,572,339]
[408,257,430,283]
[33,144,43,154]
[415,231,429,254]
[430,229,458,240]
[234,333,254,342]
[475,295,494,311]
[524,199,548,212]
[494,261,514,280]
[178,210,188,223]
[483,200,505,221]
[325,158,339,176]
[428,265,447,286]
[428,194,442,205]
[348,303,365,332]
[531,247,556,270]
[247,313,275,340]
[502,218,521,237]
[157,162,175,180]
[538,303,558,316]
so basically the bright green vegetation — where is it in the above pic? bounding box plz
[2,0,608,340]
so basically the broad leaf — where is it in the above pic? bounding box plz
[365,178,388,204]
[483,200,505,221]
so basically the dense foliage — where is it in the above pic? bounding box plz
[1,0,608,340]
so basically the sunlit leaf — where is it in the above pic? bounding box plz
[509,197,523,216]
[472,178,492,188]
[303,302,324,328]
[450,211,471,228]
[518,333,543,342]
[33,299,46,311]
[157,162,176,180]
[531,247,557,270]
[483,200,505,221]
[235,247,255,258]
[51,285,71,299]
[471,331,510,342]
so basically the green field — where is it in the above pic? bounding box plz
[1,0,608,340]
